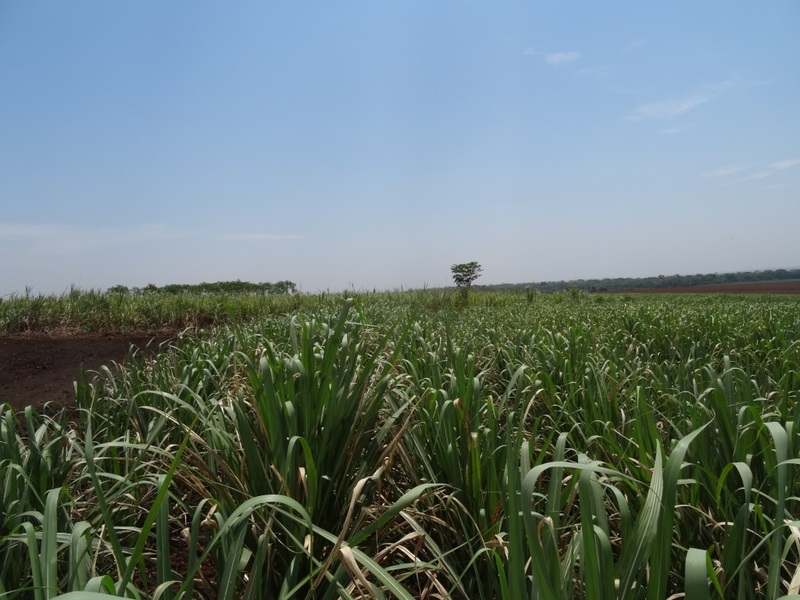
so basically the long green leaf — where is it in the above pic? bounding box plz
[648,423,709,600]
[685,548,710,600]
[117,418,196,595]
[617,444,663,600]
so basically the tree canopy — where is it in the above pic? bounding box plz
[451,262,483,288]
[107,280,297,296]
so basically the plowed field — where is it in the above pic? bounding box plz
[0,334,173,413]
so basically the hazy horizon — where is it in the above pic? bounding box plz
[2,2,798,297]
[5,263,800,298]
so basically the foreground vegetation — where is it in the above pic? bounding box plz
[0,286,306,334]
[2,290,800,598]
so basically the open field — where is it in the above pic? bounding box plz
[1,290,800,599]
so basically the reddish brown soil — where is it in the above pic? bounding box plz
[618,280,800,295]
[0,333,175,413]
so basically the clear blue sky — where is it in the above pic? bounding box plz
[1,2,798,295]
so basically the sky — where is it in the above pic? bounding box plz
[1,2,798,296]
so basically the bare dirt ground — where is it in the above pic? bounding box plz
[0,333,174,413]
[619,280,800,295]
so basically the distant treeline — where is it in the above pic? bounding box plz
[487,268,800,293]
[107,280,297,296]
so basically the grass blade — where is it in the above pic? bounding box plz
[685,548,709,600]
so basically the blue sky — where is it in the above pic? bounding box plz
[1,2,798,295]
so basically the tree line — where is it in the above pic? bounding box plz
[486,268,800,294]
[107,280,297,296]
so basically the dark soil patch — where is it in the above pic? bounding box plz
[0,333,177,413]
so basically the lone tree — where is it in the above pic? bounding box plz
[451,261,483,293]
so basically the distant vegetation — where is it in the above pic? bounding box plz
[488,267,800,293]
[1,267,798,334]
[107,279,297,296]
[0,285,305,333]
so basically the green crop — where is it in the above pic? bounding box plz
[1,290,799,598]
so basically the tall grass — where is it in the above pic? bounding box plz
[0,287,318,334]
[1,291,799,597]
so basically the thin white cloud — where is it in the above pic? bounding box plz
[740,171,771,182]
[628,94,711,121]
[522,47,539,56]
[738,159,800,182]
[545,51,582,66]
[707,157,800,184]
[702,165,745,179]
[624,38,646,52]
[627,81,734,121]
[772,158,800,171]
[0,222,301,256]
[216,233,302,242]
[0,222,184,245]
